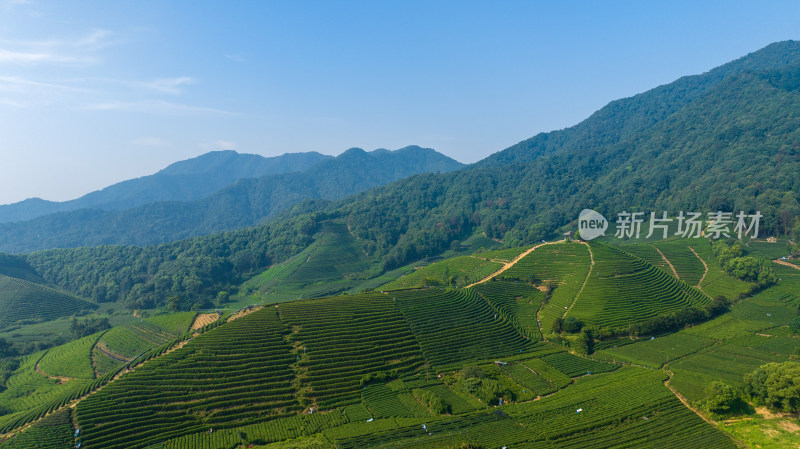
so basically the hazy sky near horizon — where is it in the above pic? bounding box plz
[1,1,799,205]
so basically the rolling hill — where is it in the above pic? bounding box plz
[1,240,760,447]
[2,230,798,447]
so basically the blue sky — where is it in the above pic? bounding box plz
[1,0,799,204]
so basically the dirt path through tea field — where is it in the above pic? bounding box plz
[466,240,566,288]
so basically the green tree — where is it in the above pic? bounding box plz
[166,296,181,313]
[562,316,583,333]
[745,362,800,412]
[460,365,484,380]
[702,381,741,414]
[552,317,563,333]
[578,329,595,355]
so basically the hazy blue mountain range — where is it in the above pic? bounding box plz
[0,150,332,223]
[0,146,463,252]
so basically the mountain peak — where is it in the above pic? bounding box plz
[340,147,368,157]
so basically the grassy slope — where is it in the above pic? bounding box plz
[239,222,376,303]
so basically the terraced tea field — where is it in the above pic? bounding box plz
[470,280,543,339]
[621,242,674,274]
[278,294,425,409]
[652,239,707,285]
[241,222,374,302]
[381,255,503,289]
[74,308,298,449]
[92,312,195,375]
[326,368,736,449]
[0,274,96,330]
[746,239,792,259]
[0,409,74,449]
[539,352,618,377]
[392,289,535,369]
[689,240,752,299]
[567,243,710,329]
[0,239,758,448]
[0,331,108,434]
[501,242,592,334]
[381,245,532,290]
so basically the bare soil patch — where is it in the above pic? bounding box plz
[191,312,222,330]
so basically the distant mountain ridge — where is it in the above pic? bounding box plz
[0,150,332,223]
[18,40,800,312]
[0,146,463,252]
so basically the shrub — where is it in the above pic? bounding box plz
[789,317,800,334]
[360,370,399,387]
[412,388,450,415]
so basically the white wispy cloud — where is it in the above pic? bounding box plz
[79,99,235,116]
[131,137,170,147]
[0,29,113,66]
[136,77,195,95]
[0,48,90,64]
[0,75,88,93]
[200,140,237,151]
[0,98,26,107]
[73,29,113,49]
[224,53,245,63]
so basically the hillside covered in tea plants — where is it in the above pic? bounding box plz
[2,234,797,448]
